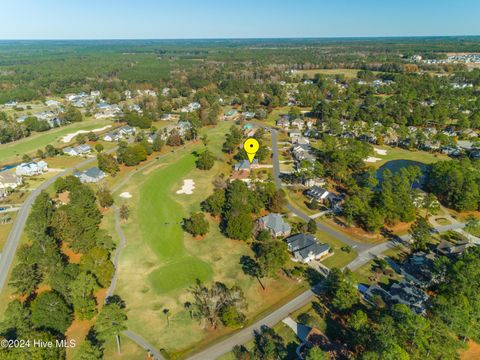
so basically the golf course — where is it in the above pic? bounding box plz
[140,153,213,293]
[106,122,307,356]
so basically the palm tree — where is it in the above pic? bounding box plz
[184,302,193,319]
[163,308,170,327]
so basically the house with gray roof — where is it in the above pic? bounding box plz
[233,159,259,172]
[74,167,106,183]
[286,233,330,263]
[257,213,291,238]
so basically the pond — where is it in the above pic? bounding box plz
[0,164,17,173]
[376,159,429,188]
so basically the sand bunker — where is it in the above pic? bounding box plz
[61,125,112,143]
[120,192,132,199]
[176,179,195,195]
[365,156,382,163]
[373,148,387,156]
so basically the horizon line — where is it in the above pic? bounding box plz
[0,34,480,42]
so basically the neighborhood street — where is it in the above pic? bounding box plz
[0,155,101,293]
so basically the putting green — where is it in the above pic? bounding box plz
[138,153,212,293]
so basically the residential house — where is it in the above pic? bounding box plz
[124,90,132,99]
[436,240,473,258]
[45,99,61,107]
[0,171,22,190]
[292,144,316,163]
[224,109,238,119]
[118,125,135,137]
[388,281,429,315]
[177,121,191,136]
[4,100,17,107]
[233,159,259,172]
[257,213,291,238]
[399,252,436,287]
[63,144,92,156]
[243,111,255,120]
[74,167,106,183]
[161,113,174,121]
[286,233,330,263]
[103,132,121,142]
[128,104,142,113]
[16,161,48,176]
[291,118,305,129]
[276,118,290,129]
[305,186,332,202]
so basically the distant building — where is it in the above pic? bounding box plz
[436,240,473,258]
[16,161,48,177]
[103,132,121,142]
[0,171,22,190]
[74,167,106,183]
[45,99,61,107]
[118,125,135,137]
[257,213,291,238]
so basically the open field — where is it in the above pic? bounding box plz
[295,68,380,79]
[0,118,112,165]
[108,122,307,357]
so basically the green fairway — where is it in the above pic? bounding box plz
[0,119,111,164]
[139,152,212,293]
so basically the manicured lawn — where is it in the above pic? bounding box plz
[370,145,449,169]
[319,229,358,269]
[286,188,318,216]
[0,118,111,165]
[354,259,402,286]
[108,122,308,356]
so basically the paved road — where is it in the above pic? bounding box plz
[186,129,371,359]
[105,206,127,299]
[0,155,100,293]
[269,128,373,253]
[186,128,470,359]
[347,222,468,271]
[186,289,316,360]
[123,330,164,360]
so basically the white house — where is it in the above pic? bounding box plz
[118,126,135,137]
[286,233,330,263]
[16,161,48,176]
[45,99,61,107]
[0,172,22,190]
[103,132,121,142]
[74,167,106,183]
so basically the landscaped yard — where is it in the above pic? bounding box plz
[0,118,112,165]
[319,229,358,269]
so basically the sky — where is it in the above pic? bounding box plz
[0,0,479,39]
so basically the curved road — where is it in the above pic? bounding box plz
[185,128,375,359]
[0,155,100,292]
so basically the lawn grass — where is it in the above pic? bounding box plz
[318,229,358,269]
[0,213,16,252]
[370,144,449,169]
[0,118,111,165]
[102,333,148,360]
[296,68,365,79]
[285,188,318,216]
[108,121,307,356]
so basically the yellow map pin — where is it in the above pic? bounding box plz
[243,138,260,164]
